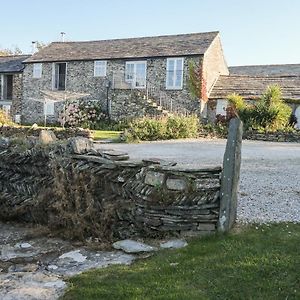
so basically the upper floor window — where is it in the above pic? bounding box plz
[33,63,42,78]
[166,58,184,89]
[52,62,66,90]
[94,60,107,77]
[125,61,147,88]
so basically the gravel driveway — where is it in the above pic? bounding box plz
[98,139,300,224]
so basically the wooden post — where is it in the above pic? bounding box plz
[218,118,243,232]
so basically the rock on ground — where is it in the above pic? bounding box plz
[160,239,188,249]
[113,240,157,253]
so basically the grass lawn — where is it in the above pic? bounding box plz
[63,223,300,300]
[91,130,121,141]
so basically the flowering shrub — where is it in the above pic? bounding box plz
[58,100,107,128]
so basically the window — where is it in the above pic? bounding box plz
[216,100,228,116]
[166,58,184,89]
[0,74,13,100]
[44,101,55,116]
[52,63,67,90]
[94,61,107,77]
[33,63,42,78]
[125,61,147,88]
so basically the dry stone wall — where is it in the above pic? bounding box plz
[0,126,91,140]
[244,131,300,143]
[0,137,222,241]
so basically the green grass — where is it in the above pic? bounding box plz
[62,223,300,300]
[91,130,121,141]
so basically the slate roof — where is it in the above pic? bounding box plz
[0,55,31,73]
[209,75,300,100]
[24,32,219,63]
[229,64,300,77]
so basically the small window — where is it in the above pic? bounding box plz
[94,61,107,77]
[216,100,228,116]
[44,101,55,116]
[166,58,184,89]
[33,63,42,78]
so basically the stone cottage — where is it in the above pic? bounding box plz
[22,31,228,123]
[208,64,300,126]
[0,55,30,121]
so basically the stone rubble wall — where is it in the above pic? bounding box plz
[0,126,91,140]
[22,56,201,123]
[243,131,300,143]
[11,73,23,117]
[0,137,222,240]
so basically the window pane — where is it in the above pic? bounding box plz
[176,59,183,71]
[125,63,134,81]
[167,70,174,87]
[175,69,182,87]
[135,63,146,87]
[167,60,175,71]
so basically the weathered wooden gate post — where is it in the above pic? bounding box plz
[218,118,243,232]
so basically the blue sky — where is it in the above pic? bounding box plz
[1,0,299,66]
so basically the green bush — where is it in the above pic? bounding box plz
[165,115,199,139]
[227,85,292,131]
[125,115,199,141]
[202,123,228,138]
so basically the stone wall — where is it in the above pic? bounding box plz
[203,34,229,93]
[110,56,202,120]
[22,56,202,123]
[244,131,300,142]
[0,126,91,140]
[0,137,222,240]
[11,73,23,118]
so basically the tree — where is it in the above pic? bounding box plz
[35,41,49,51]
[0,46,22,56]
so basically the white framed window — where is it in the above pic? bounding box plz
[166,58,184,89]
[125,61,147,88]
[94,60,107,77]
[216,99,228,116]
[33,63,42,78]
[44,101,55,116]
